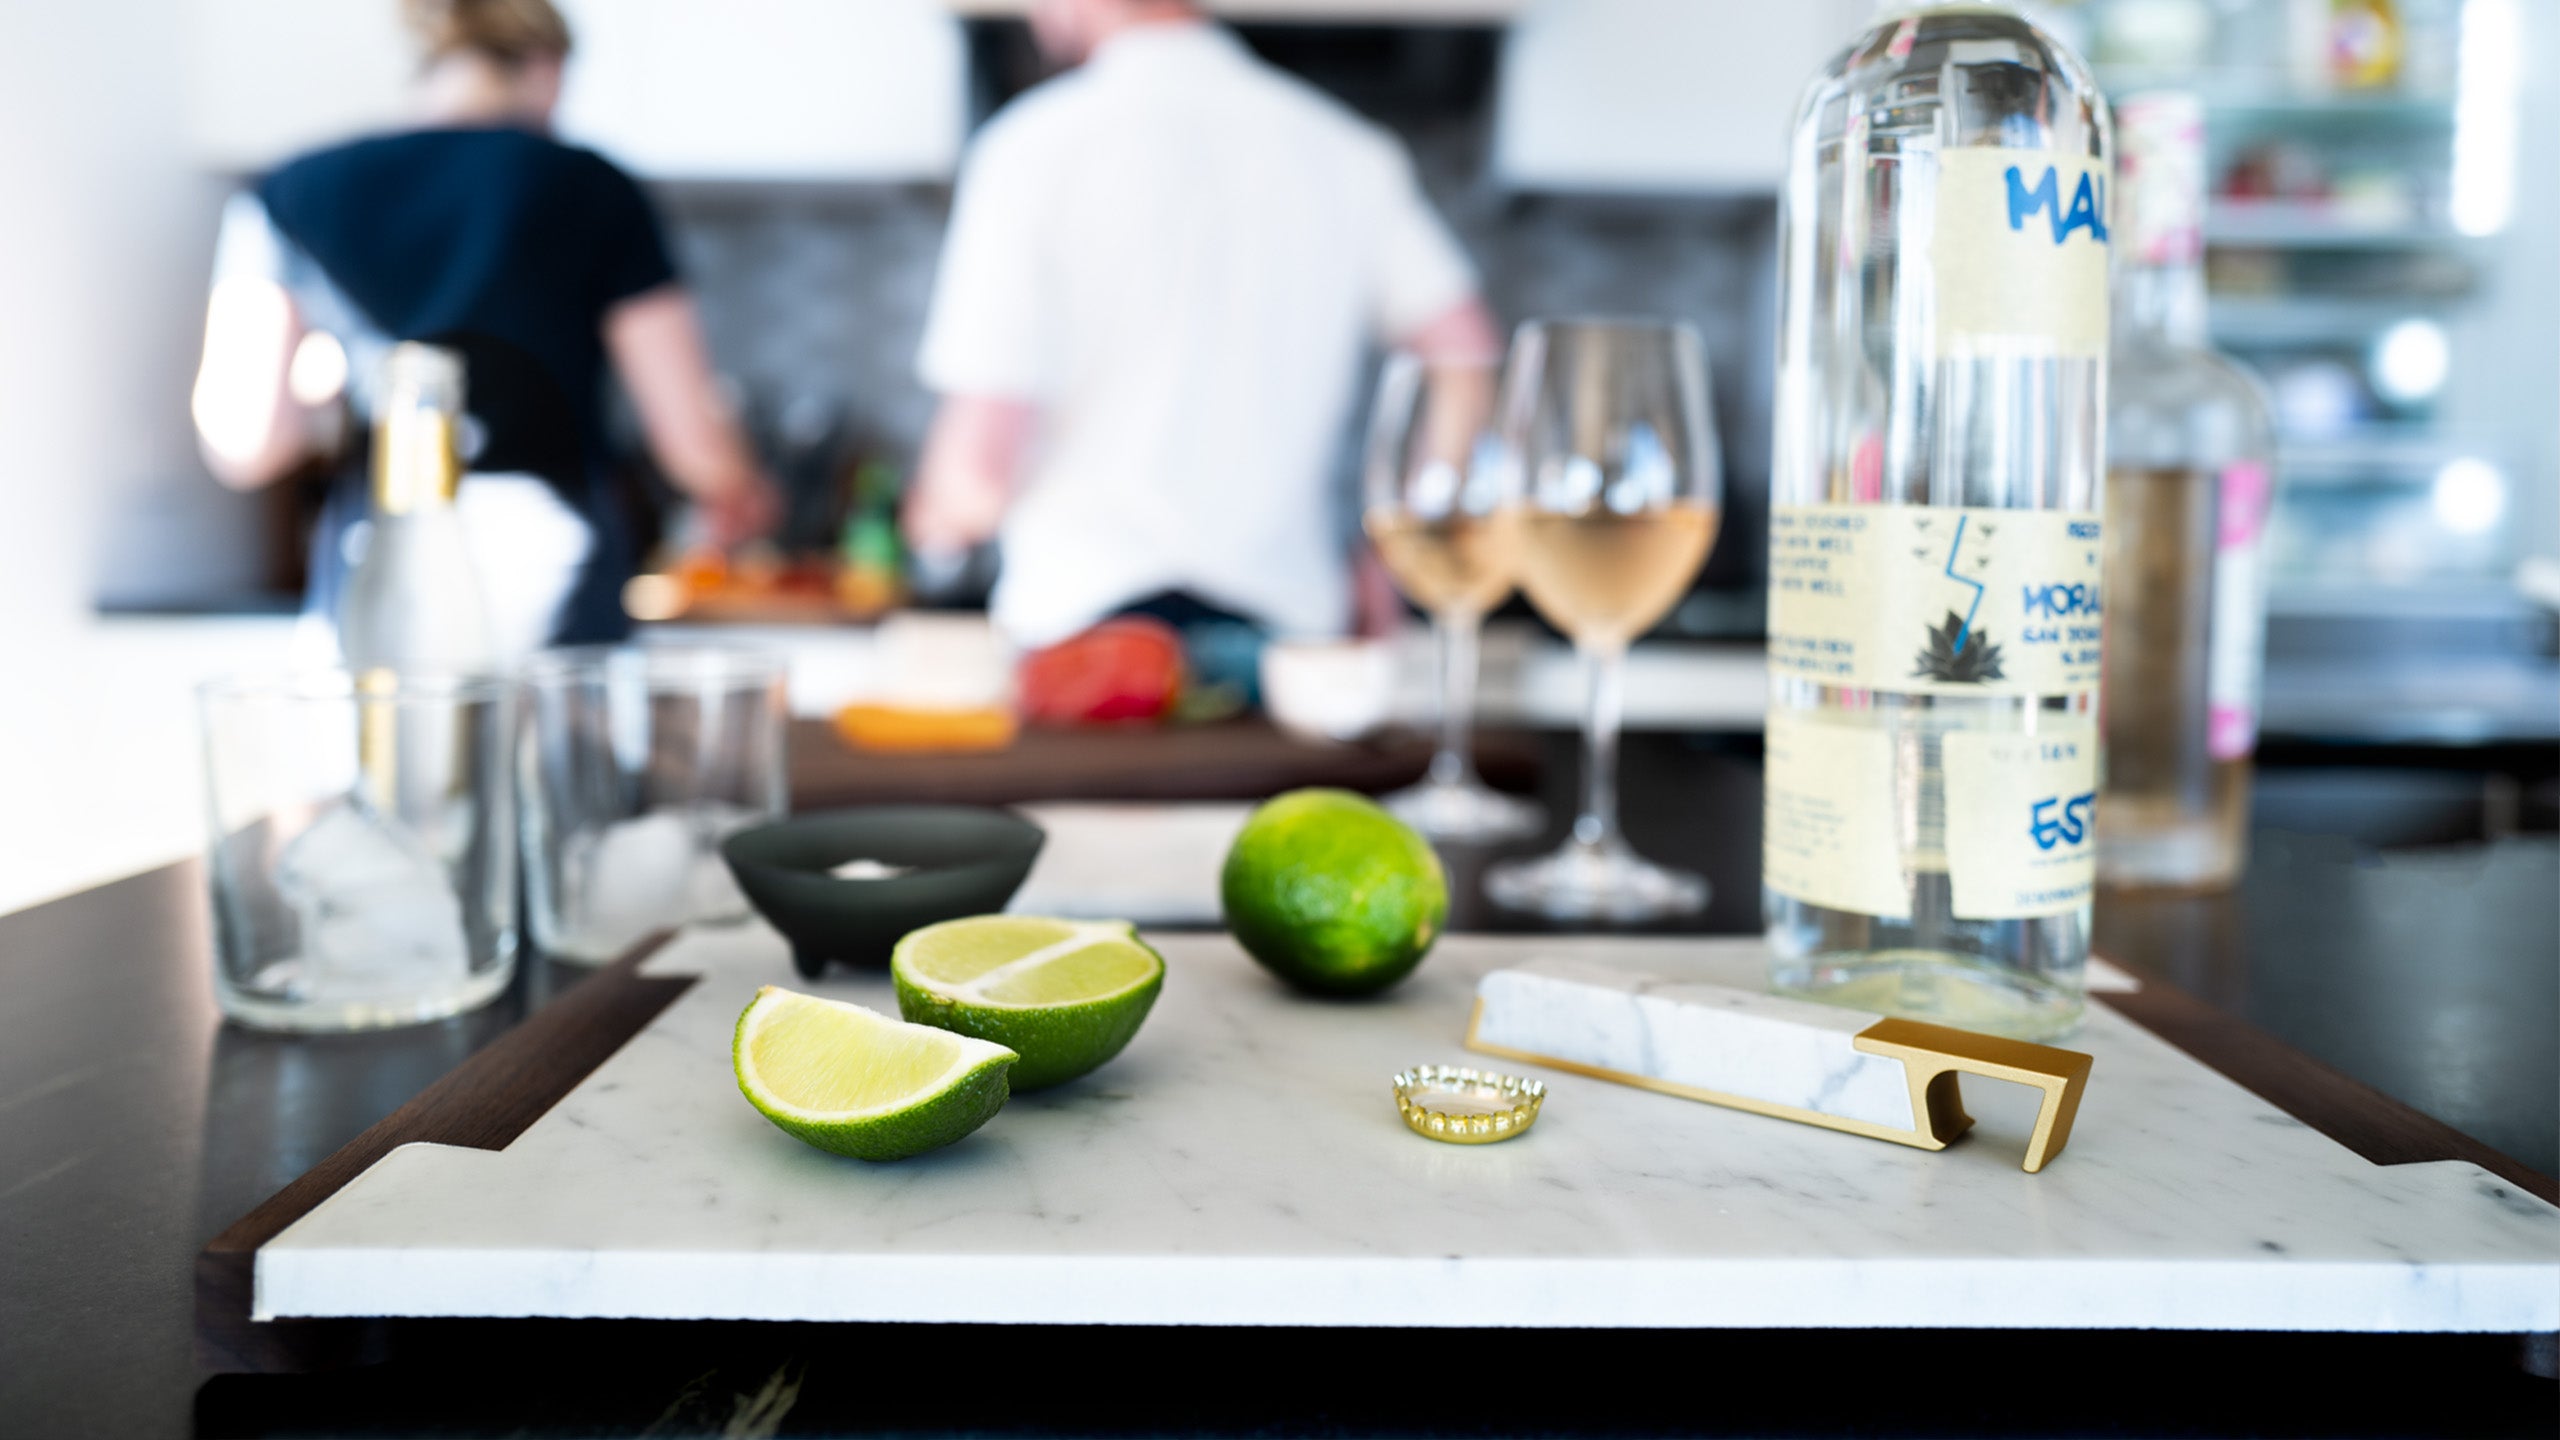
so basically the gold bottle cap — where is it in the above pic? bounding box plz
[1393,1065,1544,1145]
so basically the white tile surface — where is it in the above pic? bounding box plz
[1007,802,1249,926]
[257,929,2560,1331]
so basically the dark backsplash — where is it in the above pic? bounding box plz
[654,40,1777,630]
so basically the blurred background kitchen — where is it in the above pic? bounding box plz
[3,0,2555,914]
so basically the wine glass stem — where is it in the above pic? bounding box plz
[1574,642,1625,848]
[1429,610,1482,787]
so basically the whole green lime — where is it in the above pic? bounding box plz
[1220,789,1448,996]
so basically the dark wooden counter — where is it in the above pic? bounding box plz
[3,728,2553,1437]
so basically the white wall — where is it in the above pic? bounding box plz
[186,0,412,169]
[0,2,154,641]
[0,0,280,911]
[88,175,267,609]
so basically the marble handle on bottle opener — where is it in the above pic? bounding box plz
[1464,959,2093,1172]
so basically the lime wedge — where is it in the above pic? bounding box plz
[892,916,1166,1091]
[733,986,1016,1160]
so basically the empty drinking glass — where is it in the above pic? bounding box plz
[519,647,787,963]
[200,670,518,1031]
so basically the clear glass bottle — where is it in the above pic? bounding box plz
[1762,2,2112,1041]
[2098,92,2278,891]
[336,342,494,673]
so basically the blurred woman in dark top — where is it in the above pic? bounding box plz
[190,0,775,653]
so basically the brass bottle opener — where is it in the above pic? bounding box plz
[1465,960,2093,1172]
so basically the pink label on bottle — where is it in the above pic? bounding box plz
[1887,16,1918,59]
[2208,703,2257,761]
[2219,460,2272,549]
[2208,465,2270,762]
[1850,431,1884,503]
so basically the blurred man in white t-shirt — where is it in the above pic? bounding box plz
[906,0,1501,651]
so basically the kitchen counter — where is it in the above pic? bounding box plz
[652,614,2560,743]
[33,611,2549,917]
[2,730,2552,1436]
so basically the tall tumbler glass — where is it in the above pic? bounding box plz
[1485,318,1722,921]
[1361,350,1544,842]
[200,670,518,1031]
[520,647,787,963]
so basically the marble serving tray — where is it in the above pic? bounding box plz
[239,928,2559,1332]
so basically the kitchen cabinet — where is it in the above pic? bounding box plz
[945,1,1525,15]
[1493,0,1871,193]
[553,0,965,183]
[185,0,966,181]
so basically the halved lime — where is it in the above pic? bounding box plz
[892,916,1165,1091]
[733,986,1015,1160]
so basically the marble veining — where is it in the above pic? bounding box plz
[1473,958,1917,1131]
[254,928,2560,1330]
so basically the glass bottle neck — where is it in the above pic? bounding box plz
[2116,257,2209,350]
[371,408,462,515]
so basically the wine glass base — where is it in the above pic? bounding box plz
[1382,776,1545,844]
[1485,842,1709,922]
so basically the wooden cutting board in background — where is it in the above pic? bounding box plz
[787,718,1541,809]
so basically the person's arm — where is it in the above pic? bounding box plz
[1354,145,1506,636]
[1351,544,1410,639]
[192,191,335,489]
[603,285,779,550]
[1400,295,1504,370]
[907,110,1058,561]
[192,277,319,490]
[905,395,1040,556]
[1358,320,1502,641]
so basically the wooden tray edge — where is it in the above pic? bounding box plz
[2095,985,2558,1206]
[195,936,696,1373]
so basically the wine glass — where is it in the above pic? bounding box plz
[1361,352,1544,843]
[1485,319,1721,921]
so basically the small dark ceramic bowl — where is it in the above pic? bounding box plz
[720,807,1046,977]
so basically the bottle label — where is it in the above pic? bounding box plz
[1931,149,2113,358]
[1763,710,1910,919]
[2207,460,2274,760]
[2117,94,2206,266]
[1769,505,2104,697]
[1942,721,2099,920]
